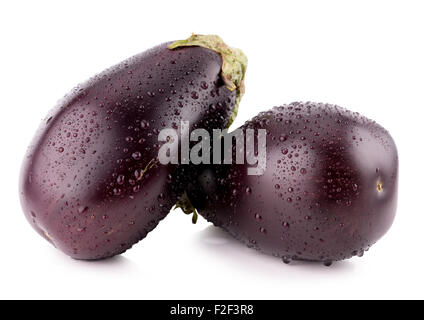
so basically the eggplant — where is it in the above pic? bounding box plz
[185,102,398,264]
[19,34,247,260]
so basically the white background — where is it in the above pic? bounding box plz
[0,0,423,300]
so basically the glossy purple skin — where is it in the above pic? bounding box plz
[20,42,235,260]
[187,102,398,263]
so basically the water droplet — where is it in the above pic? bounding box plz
[324,260,333,267]
[300,168,307,175]
[255,213,262,221]
[191,91,199,99]
[282,222,290,228]
[134,170,141,180]
[58,147,64,153]
[259,227,267,234]
[245,187,252,195]
[282,256,292,264]
[132,151,142,160]
[117,174,125,185]
[78,206,88,214]
[140,120,149,129]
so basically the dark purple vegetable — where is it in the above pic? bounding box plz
[185,102,398,264]
[19,35,247,260]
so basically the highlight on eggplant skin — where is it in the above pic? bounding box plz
[185,102,398,264]
[19,35,247,260]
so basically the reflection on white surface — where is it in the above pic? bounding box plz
[195,225,356,274]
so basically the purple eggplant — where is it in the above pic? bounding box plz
[185,102,398,264]
[19,35,247,260]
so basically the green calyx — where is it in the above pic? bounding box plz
[169,34,248,128]
[175,192,199,224]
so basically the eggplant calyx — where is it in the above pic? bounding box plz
[175,192,199,224]
[169,34,248,128]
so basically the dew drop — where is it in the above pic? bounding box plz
[140,120,149,129]
[132,151,142,160]
[324,260,333,267]
[259,227,267,234]
[282,256,292,264]
[191,91,199,99]
[200,81,208,90]
[78,206,88,214]
[117,174,125,185]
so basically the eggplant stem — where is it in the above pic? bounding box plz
[175,192,199,224]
